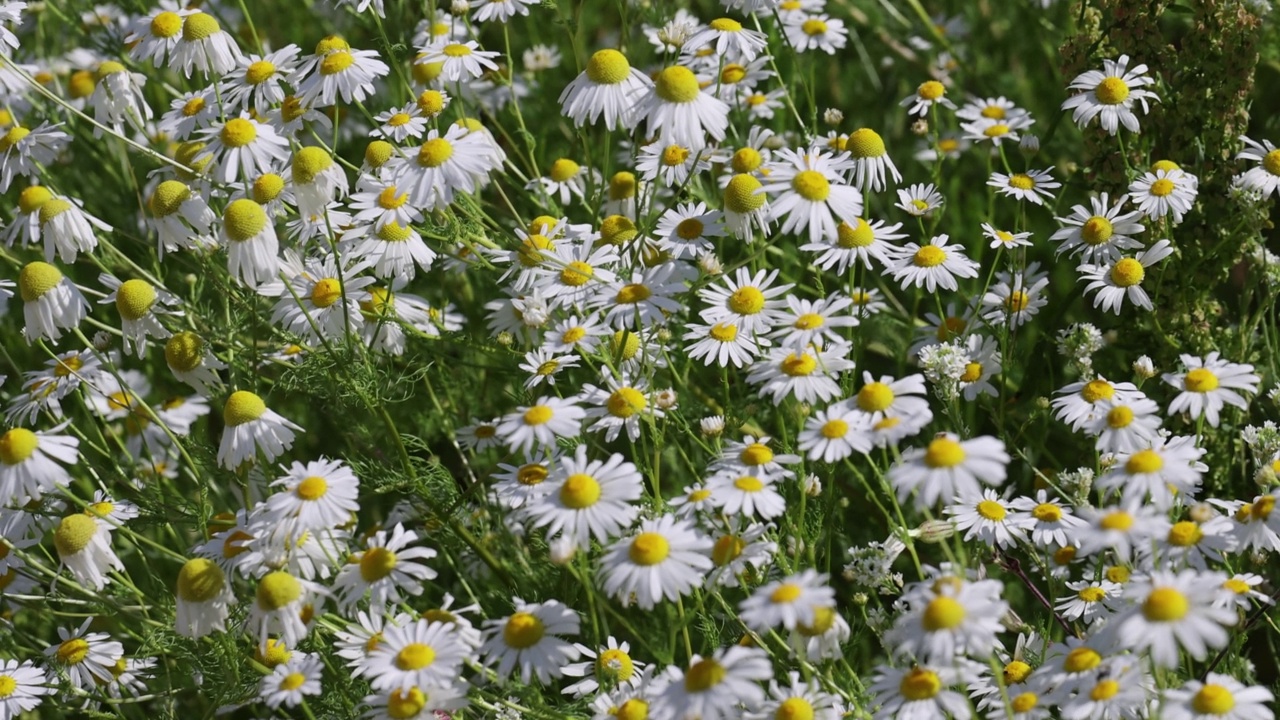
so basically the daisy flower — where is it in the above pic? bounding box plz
[1074,501,1168,561]
[1163,352,1260,427]
[760,147,863,245]
[44,620,123,690]
[1058,659,1149,720]
[416,39,499,83]
[334,524,438,611]
[598,514,713,609]
[371,104,427,142]
[772,293,859,351]
[960,114,1033,147]
[346,220,438,283]
[0,122,69,193]
[1129,164,1198,223]
[264,457,360,535]
[221,45,301,114]
[217,390,304,470]
[1084,396,1163,453]
[199,114,290,184]
[654,202,725,259]
[559,48,652,130]
[146,179,216,257]
[362,685,468,719]
[471,0,539,23]
[900,80,957,117]
[175,557,234,638]
[685,17,768,61]
[1051,192,1146,263]
[164,332,227,394]
[783,14,847,54]
[890,433,1010,508]
[685,320,768,368]
[266,255,376,343]
[738,569,835,632]
[98,274,179,356]
[249,570,326,650]
[580,369,664,443]
[1162,674,1275,720]
[365,618,470,692]
[32,194,107,264]
[1061,54,1159,135]
[634,64,730,150]
[523,444,642,548]
[886,576,1008,662]
[746,342,855,406]
[89,61,153,137]
[389,124,503,210]
[124,4,190,67]
[54,512,123,590]
[479,599,581,685]
[699,267,794,334]
[1077,239,1175,314]
[1056,579,1122,624]
[1051,376,1144,430]
[840,127,902,192]
[650,646,772,720]
[637,140,710,188]
[945,489,1025,548]
[0,659,53,718]
[894,182,945,217]
[260,652,323,709]
[347,175,424,231]
[979,265,1049,330]
[706,470,787,520]
[869,663,972,720]
[171,10,242,77]
[723,172,772,238]
[296,36,390,105]
[561,636,646,698]
[496,396,585,453]
[519,348,580,389]
[981,223,1033,249]
[1234,136,1280,198]
[989,168,1060,205]
[848,372,932,424]
[798,404,873,462]
[885,234,980,293]
[801,216,906,273]
[1108,569,1236,668]
[1095,434,1205,508]
[0,422,79,506]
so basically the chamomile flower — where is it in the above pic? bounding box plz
[99,274,179,356]
[124,4,190,67]
[1163,352,1260,427]
[89,61,153,137]
[479,599,581,685]
[217,390,303,470]
[772,294,859,351]
[685,320,768,368]
[1062,54,1159,135]
[870,663,973,720]
[886,234,980,293]
[803,216,906,273]
[365,618,470,692]
[1078,239,1175,314]
[654,202,725,258]
[297,37,390,105]
[220,199,280,289]
[746,342,855,406]
[0,659,52,719]
[175,557,234,638]
[946,489,1025,548]
[248,569,326,650]
[0,423,78,506]
[44,620,124,690]
[199,115,290,184]
[1234,136,1280,198]
[798,404,873,462]
[164,332,227,394]
[989,168,1060,205]
[981,223,1033,249]
[562,637,646,698]
[389,124,503,210]
[523,444,642,548]
[264,457,361,536]
[559,49,653,130]
[1056,579,1122,624]
[723,172,772,238]
[0,122,69,193]
[594,264,687,330]
[53,512,122,590]
[1052,193,1146,263]
[895,182,944,217]
[346,220,437,283]
[979,265,1050,329]
[146,179,216,257]
[685,17,768,62]
[599,514,713,609]
[707,470,787,520]
[901,80,956,117]
[699,267,794,333]
[886,576,1008,662]
[1108,569,1235,668]
[170,10,242,77]
[1163,674,1275,720]
[33,195,107,264]
[848,372,932,425]
[266,255,376,343]
[961,114,1033,147]
[581,370,664,443]
[634,64,730,150]
[784,14,847,53]
[1074,501,1168,561]
[371,104,427,142]
[260,652,322,709]
[519,348,580,389]
[362,685,468,719]
[470,0,539,23]
[650,646,772,720]
[739,569,835,632]
[1129,165,1198,223]
[347,176,424,231]
[890,433,1010,508]
[1084,396,1163,453]
[497,396,585,453]
[221,46,301,114]
[761,147,863,245]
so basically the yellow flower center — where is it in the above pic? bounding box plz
[1005,290,1030,312]
[586,49,631,84]
[223,199,269,242]
[54,514,97,557]
[1054,546,1077,566]
[1110,258,1146,287]
[0,125,30,153]
[1081,216,1114,246]
[503,612,545,649]
[1032,502,1063,522]
[597,648,635,682]
[114,279,156,321]
[1149,178,1175,196]
[549,158,580,183]
[256,571,303,611]
[220,118,257,148]
[857,383,895,412]
[836,218,875,248]
[1105,406,1134,429]
[616,283,651,304]
[1184,367,1219,393]
[629,532,670,565]
[728,286,765,315]
[684,659,727,692]
[1064,647,1102,674]
[924,438,966,468]
[37,198,72,225]
[983,124,1010,138]
[1224,578,1250,595]
[821,419,848,439]
[223,390,267,426]
[292,147,333,185]
[1167,521,1203,547]
[734,476,764,492]
[721,64,747,84]
[177,557,226,603]
[1077,586,1107,602]
[922,596,966,631]
[1106,565,1131,583]
[1192,685,1237,716]
[740,443,774,466]
[517,464,547,486]
[792,170,831,201]
[612,331,642,359]
[1011,692,1039,714]
[394,642,435,670]
[321,51,355,75]
[600,215,638,245]
[1142,587,1189,621]
[1095,76,1130,105]
[1091,680,1120,701]
[1125,449,1163,474]
[661,145,690,167]
[148,181,191,218]
[844,129,886,160]
[0,428,39,466]
[977,500,1006,521]
[182,12,220,41]
[1262,149,1280,176]
[150,11,183,38]
[18,185,54,216]
[56,638,90,666]
[386,688,427,719]
[913,245,946,267]
[712,535,745,566]
[417,138,454,168]
[770,583,802,604]
[560,473,602,509]
[53,355,84,377]
[1100,510,1134,531]
[775,698,815,720]
[899,668,942,701]
[607,388,648,418]
[732,147,763,173]
[725,173,766,213]
[801,18,828,36]
[377,222,413,243]
[304,278,342,308]
[1082,380,1116,402]
[522,405,553,426]
[655,66,701,103]
[917,81,946,101]
[1008,174,1035,190]
[615,699,648,720]
[781,352,817,376]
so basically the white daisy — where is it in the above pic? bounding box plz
[1163,352,1260,427]
[1077,239,1175,314]
[522,444,642,548]
[889,433,1010,508]
[598,514,713,609]
[479,599,581,685]
[1061,54,1159,135]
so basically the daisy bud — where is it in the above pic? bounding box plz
[1019,133,1040,158]
[804,474,822,497]
[654,388,678,410]
[450,0,469,12]
[910,119,928,135]
[912,519,954,544]
[496,331,514,347]
[1133,355,1157,379]
[548,537,576,566]
[698,253,723,276]
[92,331,112,351]
[1254,465,1277,489]
[1188,503,1217,523]
[823,108,844,126]
[700,415,725,437]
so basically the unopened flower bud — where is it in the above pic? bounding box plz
[804,474,822,497]
[823,108,844,126]
[1254,465,1277,490]
[654,388,678,410]
[548,536,576,566]
[496,331,514,347]
[913,519,955,544]
[698,253,723,276]
[92,331,112,351]
[700,415,725,437]
[1133,355,1157,379]
[1019,133,1040,158]
[1188,502,1216,524]
[910,119,929,136]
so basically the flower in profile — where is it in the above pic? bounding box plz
[559,48,652,130]
[900,80,956,117]
[217,390,303,470]
[633,64,730,150]
[1061,55,1159,135]
[0,422,79,506]
[18,260,88,343]
[175,557,234,639]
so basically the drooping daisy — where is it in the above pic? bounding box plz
[479,599,581,685]
[1163,352,1260,427]
[989,168,1060,205]
[98,274,179,357]
[88,61,153,137]
[633,64,730,150]
[559,48,653,130]
[1051,192,1146,263]
[18,260,88,343]
[598,514,713,609]
[295,36,390,106]
[722,172,772,238]
[890,433,1010,508]
[175,557,234,638]
[0,422,79,506]
[1061,55,1159,135]
[164,332,227,395]
[0,123,69,194]
[146,179,216,257]
[362,685,468,719]
[54,512,123,590]
[649,646,772,720]
[495,396,585,453]
[1077,239,1175,314]
[886,234,980,293]
[522,444,642,548]
[170,10,242,77]
[760,147,862,245]
[124,4,190,67]
[1107,569,1235,668]
[217,390,304,470]
[248,569,326,650]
